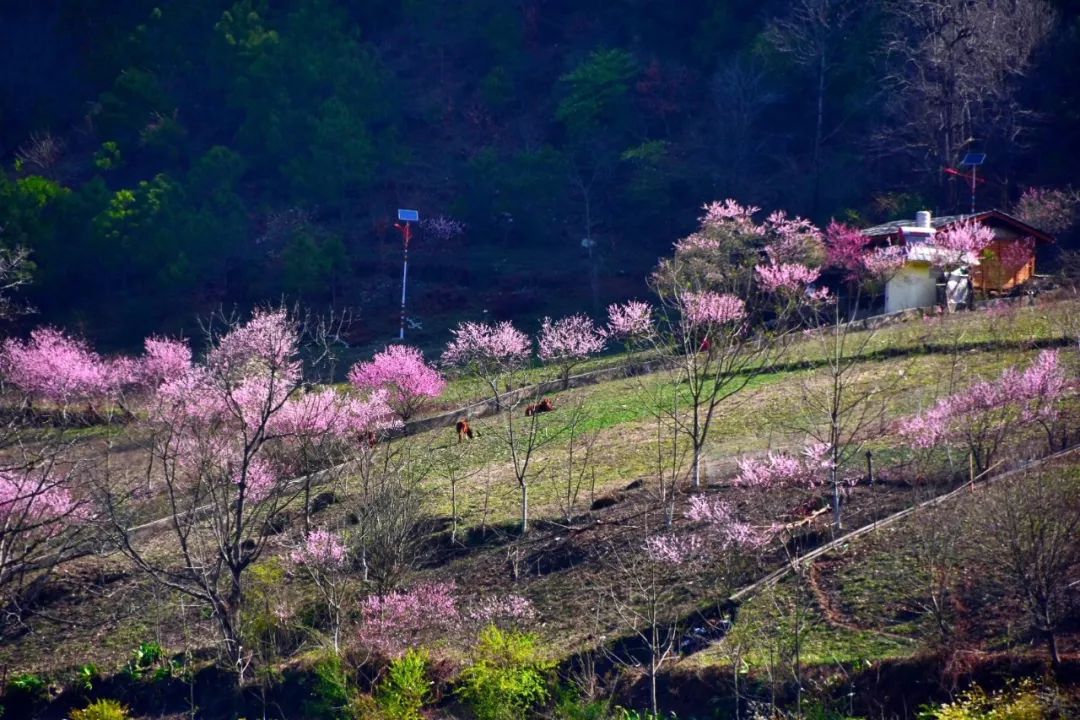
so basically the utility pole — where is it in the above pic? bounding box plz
[395,208,419,340]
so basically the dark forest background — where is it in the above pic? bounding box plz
[2,0,1078,351]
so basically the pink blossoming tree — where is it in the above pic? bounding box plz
[442,320,531,409]
[443,319,555,533]
[899,349,1068,475]
[605,300,654,346]
[348,344,446,421]
[106,308,392,680]
[0,466,85,599]
[538,314,606,388]
[647,200,820,491]
[289,528,350,652]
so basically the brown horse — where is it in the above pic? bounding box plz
[524,398,555,416]
[456,419,475,442]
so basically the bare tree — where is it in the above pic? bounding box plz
[977,469,1080,670]
[766,0,866,214]
[879,0,1056,183]
[347,440,432,597]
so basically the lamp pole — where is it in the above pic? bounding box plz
[395,209,419,340]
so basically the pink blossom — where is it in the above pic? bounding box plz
[899,350,1067,448]
[270,387,400,440]
[348,345,445,420]
[441,321,531,370]
[290,529,348,568]
[680,291,747,328]
[735,448,825,488]
[0,471,81,538]
[673,232,722,254]
[825,221,873,280]
[467,594,537,624]
[207,309,300,382]
[996,237,1036,273]
[644,534,703,565]
[928,219,996,268]
[686,496,771,550]
[1,327,116,406]
[140,337,192,387]
[762,210,824,265]
[538,314,606,366]
[359,581,459,656]
[699,199,762,234]
[605,300,654,340]
[1014,186,1078,235]
[862,245,908,279]
[234,454,278,502]
[754,262,820,293]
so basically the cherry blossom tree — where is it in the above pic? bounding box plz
[103,308,394,681]
[899,349,1067,475]
[0,464,86,602]
[442,320,531,410]
[289,528,350,652]
[927,218,996,270]
[648,200,822,490]
[1014,186,1079,236]
[605,300,654,346]
[348,344,446,421]
[358,581,459,657]
[1,327,116,417]
[537,314,606,388]
[443,319,554,533]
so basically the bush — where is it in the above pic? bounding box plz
[124,641,168,680]
[377,648,431,720]
[4,672,48,702]
[918,680,1046,720]
[303,653,357,720]
[70,698,130,720]
[457,625,554,720]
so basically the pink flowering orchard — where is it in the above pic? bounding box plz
[108,308,397,679]
[442,319,531,409]
[349,344,446,421]
[899,349,1067,474]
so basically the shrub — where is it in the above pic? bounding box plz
[303,653,356,720]
[918,680,1046,720]
[377,648,431,720]
[124,641,166,679]
[456,625,554,720]
[75,663,100,693]
[70,698,130,720]
[4,672,47,702]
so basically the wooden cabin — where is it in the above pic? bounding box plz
[861,210,1054,308]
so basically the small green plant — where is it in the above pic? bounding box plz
[124,641,168,680]
[553,685,612,720]
[70,698,130,720]
[377,648,431,720]
[303,653,357,720]
[457,625,554,720]
[5,672,48,702]
[918,680,1045,720]
[75,663,100,693]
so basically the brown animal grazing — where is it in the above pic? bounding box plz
[456,419,475,442]
[366,431,378,448]
[524,398,555,416]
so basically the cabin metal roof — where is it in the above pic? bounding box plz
[861,209,1054,243]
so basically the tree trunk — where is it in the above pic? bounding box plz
[520,482,529,534]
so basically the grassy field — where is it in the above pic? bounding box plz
[2,298,1077,717]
